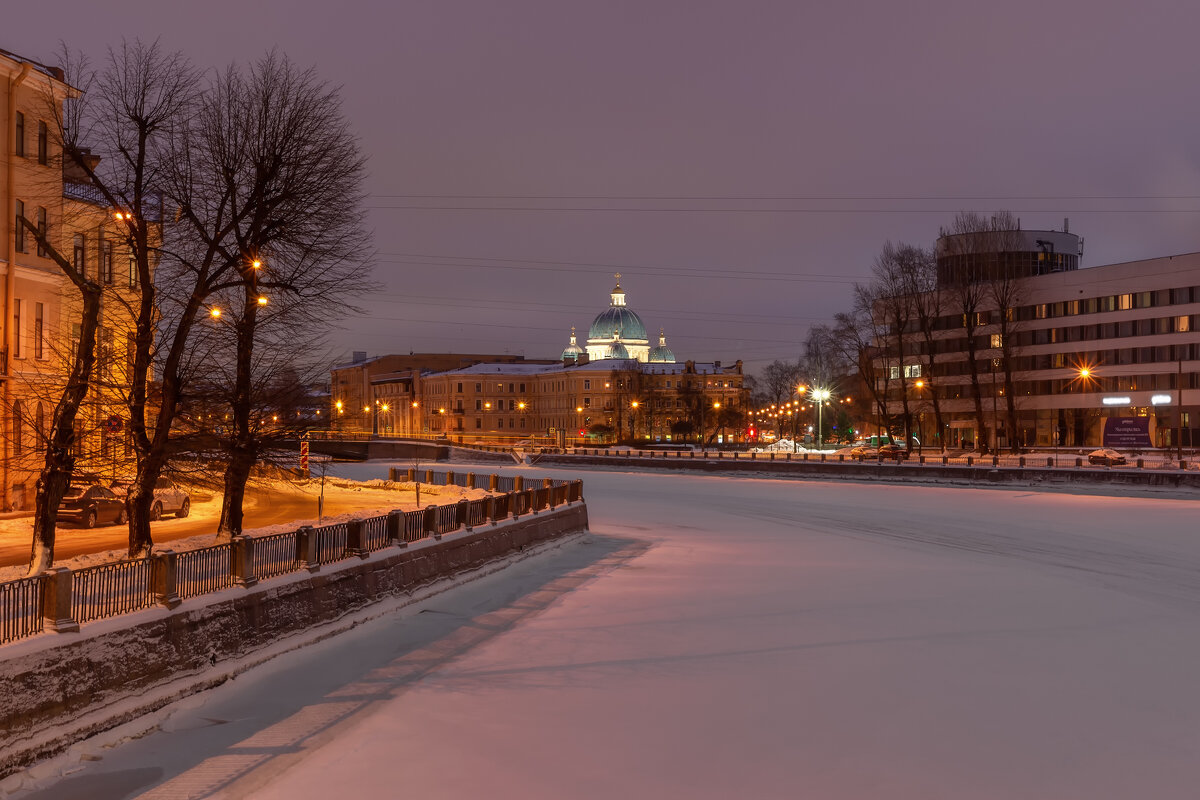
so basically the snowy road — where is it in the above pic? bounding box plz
[11,466,1200,799]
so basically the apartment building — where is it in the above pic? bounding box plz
[877,223,1200,450]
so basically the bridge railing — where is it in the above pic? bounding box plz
[0,472,586,645]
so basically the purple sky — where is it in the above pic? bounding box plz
[10,1,1200,373]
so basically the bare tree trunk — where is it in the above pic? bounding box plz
[19,214,103,573]
[964,328,988,453]
[28,289,101,574]
[218,283,260,538]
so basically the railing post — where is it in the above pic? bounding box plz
[1046,457,1054,467]
[388,467,399,481]
[514,475,524,492]
[967,456,974,467]
[296,526,320,573]
[424,505,440,540]
[231,536,258,588]
[346,519,369,559]
[425,469,435,484]
[467,472,476,489]
[406,468,416,482]
[446,470,455,486]
[151,549,183,608]
[41,567,79,633]
[991,455,999,467]
[529,488,540,515]
[457,499,471,531]
[487,496,498,525]
[489,474,499,491]
[387,509,406,547]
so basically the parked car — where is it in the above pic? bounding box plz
[877,443,909,461]
[58,484,126,528]
[839,445,871,461]
[110,477,191,520]
[1088,448,1127,466]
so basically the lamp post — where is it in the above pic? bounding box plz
[989,357,1000,453]
[812,388,831,448]
[794,385,807,451]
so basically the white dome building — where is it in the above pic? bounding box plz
[561,275,675,364]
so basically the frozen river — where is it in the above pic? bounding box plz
[13,465,1200,799]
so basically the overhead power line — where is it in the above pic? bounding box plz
[368,193,1200,201]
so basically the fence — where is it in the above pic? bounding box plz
[0,472,585,645]
[0,576,44,644]
[566,447,1194,472]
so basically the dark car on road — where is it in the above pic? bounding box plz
[58,485,126,528]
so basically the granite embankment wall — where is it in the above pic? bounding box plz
[0,503,588,778]
[532,452,1200,491]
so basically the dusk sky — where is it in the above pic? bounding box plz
[10,1,1200,374]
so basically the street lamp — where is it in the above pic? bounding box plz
[794,385,808,452]
[812,388,831,448]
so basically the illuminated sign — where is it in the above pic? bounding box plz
[1101,396,1131,406]
[1151,394,1172,405]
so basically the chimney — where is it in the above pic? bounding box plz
[1063,217,1069,233]
[352,351,367,363]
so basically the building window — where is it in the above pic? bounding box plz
[73,234,86,276]
[456,382,462,393]
[584,397,591,407]
[475,383,481,392]
[128,256,137,289]
[14,112,24,157]
[584,380,591,389]
[37,121,47,165]
[11,401,22,456]
[475,418,481,429]
[990,334,1003,349]
[100,241,113,284]
[34,302,43,359]
[35,403,45,452]
[36,207,46,257]
[475,399,482,411]
[12,299,20,358]
[14,200,25,253]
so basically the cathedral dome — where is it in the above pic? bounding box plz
[561,327,584,361]
[648,329,675,363]
[588,276,647,342]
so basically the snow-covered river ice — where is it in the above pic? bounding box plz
[11,463,1200,799]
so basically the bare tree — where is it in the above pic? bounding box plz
[939,211,1026,452]
[898,244,948,453]
[167,53,370,538]
[51,41,199,557]
[865,242,919,447]
[17,218,101,573]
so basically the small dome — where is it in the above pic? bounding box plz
[607,341,630,359]
[648,329,675,363]
[561,326,584,360]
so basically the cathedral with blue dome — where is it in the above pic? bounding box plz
[562,274,675,363]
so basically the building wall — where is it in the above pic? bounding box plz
[336,358,748,443]
[876,251,1200,449]
[3,54,72,509]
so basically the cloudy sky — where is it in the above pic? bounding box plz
[10,1,1200,373]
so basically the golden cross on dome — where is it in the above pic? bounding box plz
[614,272,621,283]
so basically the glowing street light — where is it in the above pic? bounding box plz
[812,388,832,447]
